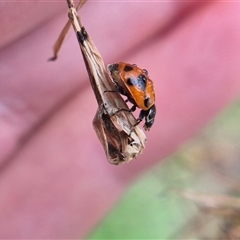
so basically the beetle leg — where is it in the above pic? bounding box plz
[135,109,146,126]
[113,104,136,115]
[129,105,137,112]
[103,89,116,93]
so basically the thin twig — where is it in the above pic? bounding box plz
[49,0,87,61]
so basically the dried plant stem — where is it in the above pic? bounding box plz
[49,0,87,60]
[52,0,146,164]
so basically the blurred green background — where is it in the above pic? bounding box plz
[88,99,240,239]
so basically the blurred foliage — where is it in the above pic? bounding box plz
[88,99,240,239]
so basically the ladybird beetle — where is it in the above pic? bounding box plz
[108,62,156,131]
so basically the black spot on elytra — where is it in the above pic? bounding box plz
[126,74,147,92]
[127,78,134,86]
[144,97,151,108]
[124,65,134,72]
